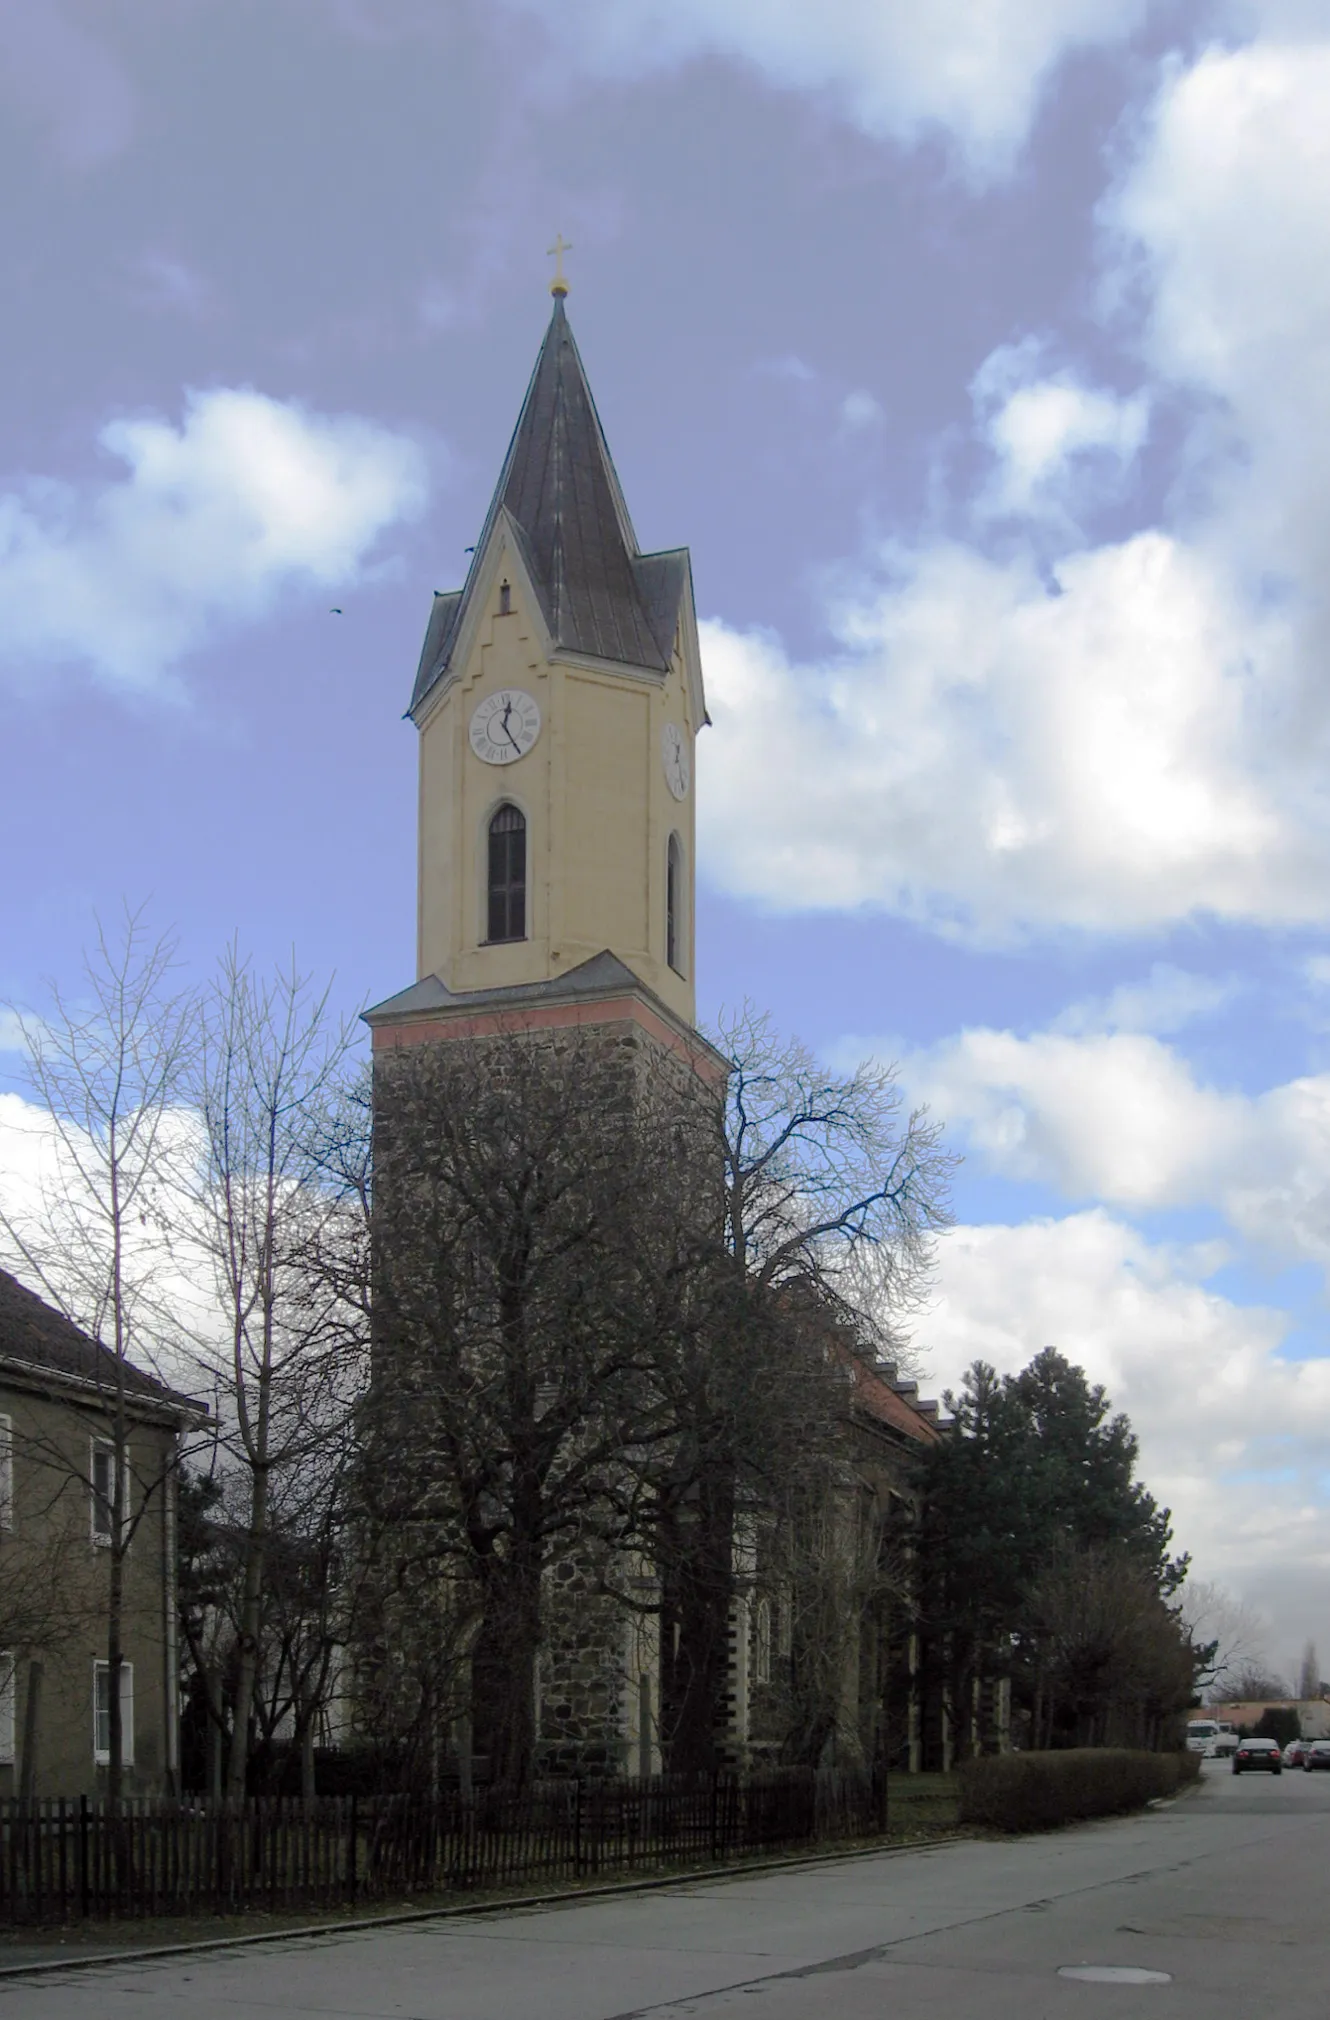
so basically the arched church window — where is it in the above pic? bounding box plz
[666,832,683,974]
[487,803,526,943]
[499,579,511,615]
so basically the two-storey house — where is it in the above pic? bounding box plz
[0,1267,203,1797]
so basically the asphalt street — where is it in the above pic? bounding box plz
[4,1759,1327,2019]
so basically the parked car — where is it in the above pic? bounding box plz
[1233,1738,1283,1774]
[1283,1739,1308,1767]
[1304,1740,1330,1771]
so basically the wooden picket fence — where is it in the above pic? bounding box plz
[0,1769,880,1924]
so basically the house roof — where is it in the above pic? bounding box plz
[848,1354,945,1447]
[0,1266,202,1422]
[410,297,690,717]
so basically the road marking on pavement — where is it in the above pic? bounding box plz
[1059,1966,1172,1985]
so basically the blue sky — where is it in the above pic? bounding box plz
[3,0,1329,1678]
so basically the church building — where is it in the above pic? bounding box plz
[365,273,947,1779]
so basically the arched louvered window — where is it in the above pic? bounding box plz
[487,804,526,943]
[666,832,683,974]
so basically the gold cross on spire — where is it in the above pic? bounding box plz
[547,233,572,298]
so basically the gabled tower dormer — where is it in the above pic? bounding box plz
[404,287,707,1034]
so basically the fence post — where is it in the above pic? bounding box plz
[709,1771,720,1864]
[348,1794,358,1902]
[573,1778,583,1878]
[79,1794,90,1919]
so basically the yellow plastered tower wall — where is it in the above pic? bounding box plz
[402,292,707,1037]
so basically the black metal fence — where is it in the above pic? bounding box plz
[0,1769,880,1925]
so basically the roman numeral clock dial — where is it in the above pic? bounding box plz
[469,688,541,765]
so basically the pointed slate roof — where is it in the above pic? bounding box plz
[411,298,690,716]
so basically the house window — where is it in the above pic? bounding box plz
[0,1654,14,1764]
[487,804,526,943]
[754,1598,772,1685]
[90,1438,122,1547]
[0,1414,11,1531]
[93,1660,134,1766]
[666,833,683,974]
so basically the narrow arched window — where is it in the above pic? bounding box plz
[666,832,683,974]
[487,804,526,942]
[754,1598,772,1685]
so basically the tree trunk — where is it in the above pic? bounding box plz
[18,1661,43,1806]
[300,1709,316,1802]
[662,1460,735,1774]
[106,1421,129,1810]
[470,1544,542,1785]
[227,1460,269,1800]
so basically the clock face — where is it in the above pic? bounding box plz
[662,721,691,801]
[469,688,541,765]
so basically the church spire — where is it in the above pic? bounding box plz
[411,292,681,717]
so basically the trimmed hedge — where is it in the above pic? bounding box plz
[958,1748,1201,1833]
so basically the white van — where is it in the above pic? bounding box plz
[1186,1718,1236,1756]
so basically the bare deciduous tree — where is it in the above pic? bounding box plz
[185,949,366,1799]
[1027,1544,1197,1749]
[652,1009,954,1771]
[717,1004,953,1308]
[1177,1581,1273,1701]
[1211,1659,1291,1704]
[0,909,195,1803]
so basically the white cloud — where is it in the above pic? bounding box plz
[0,388,427,693]
[910,1025,1242,1209]
[925,1211,1330,1603]
[698,34,1330,942]
[1054,963,1237,1037]
[1105,42,1330,589]
[698,532,1296,938]
[972,343,1149,521]
[504,0,1152,179]
[895,1012,1330,1268]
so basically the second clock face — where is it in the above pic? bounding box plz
[470,688,541,765]
[662,721,691,801]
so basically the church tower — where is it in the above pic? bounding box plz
[367,276,713,1070]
